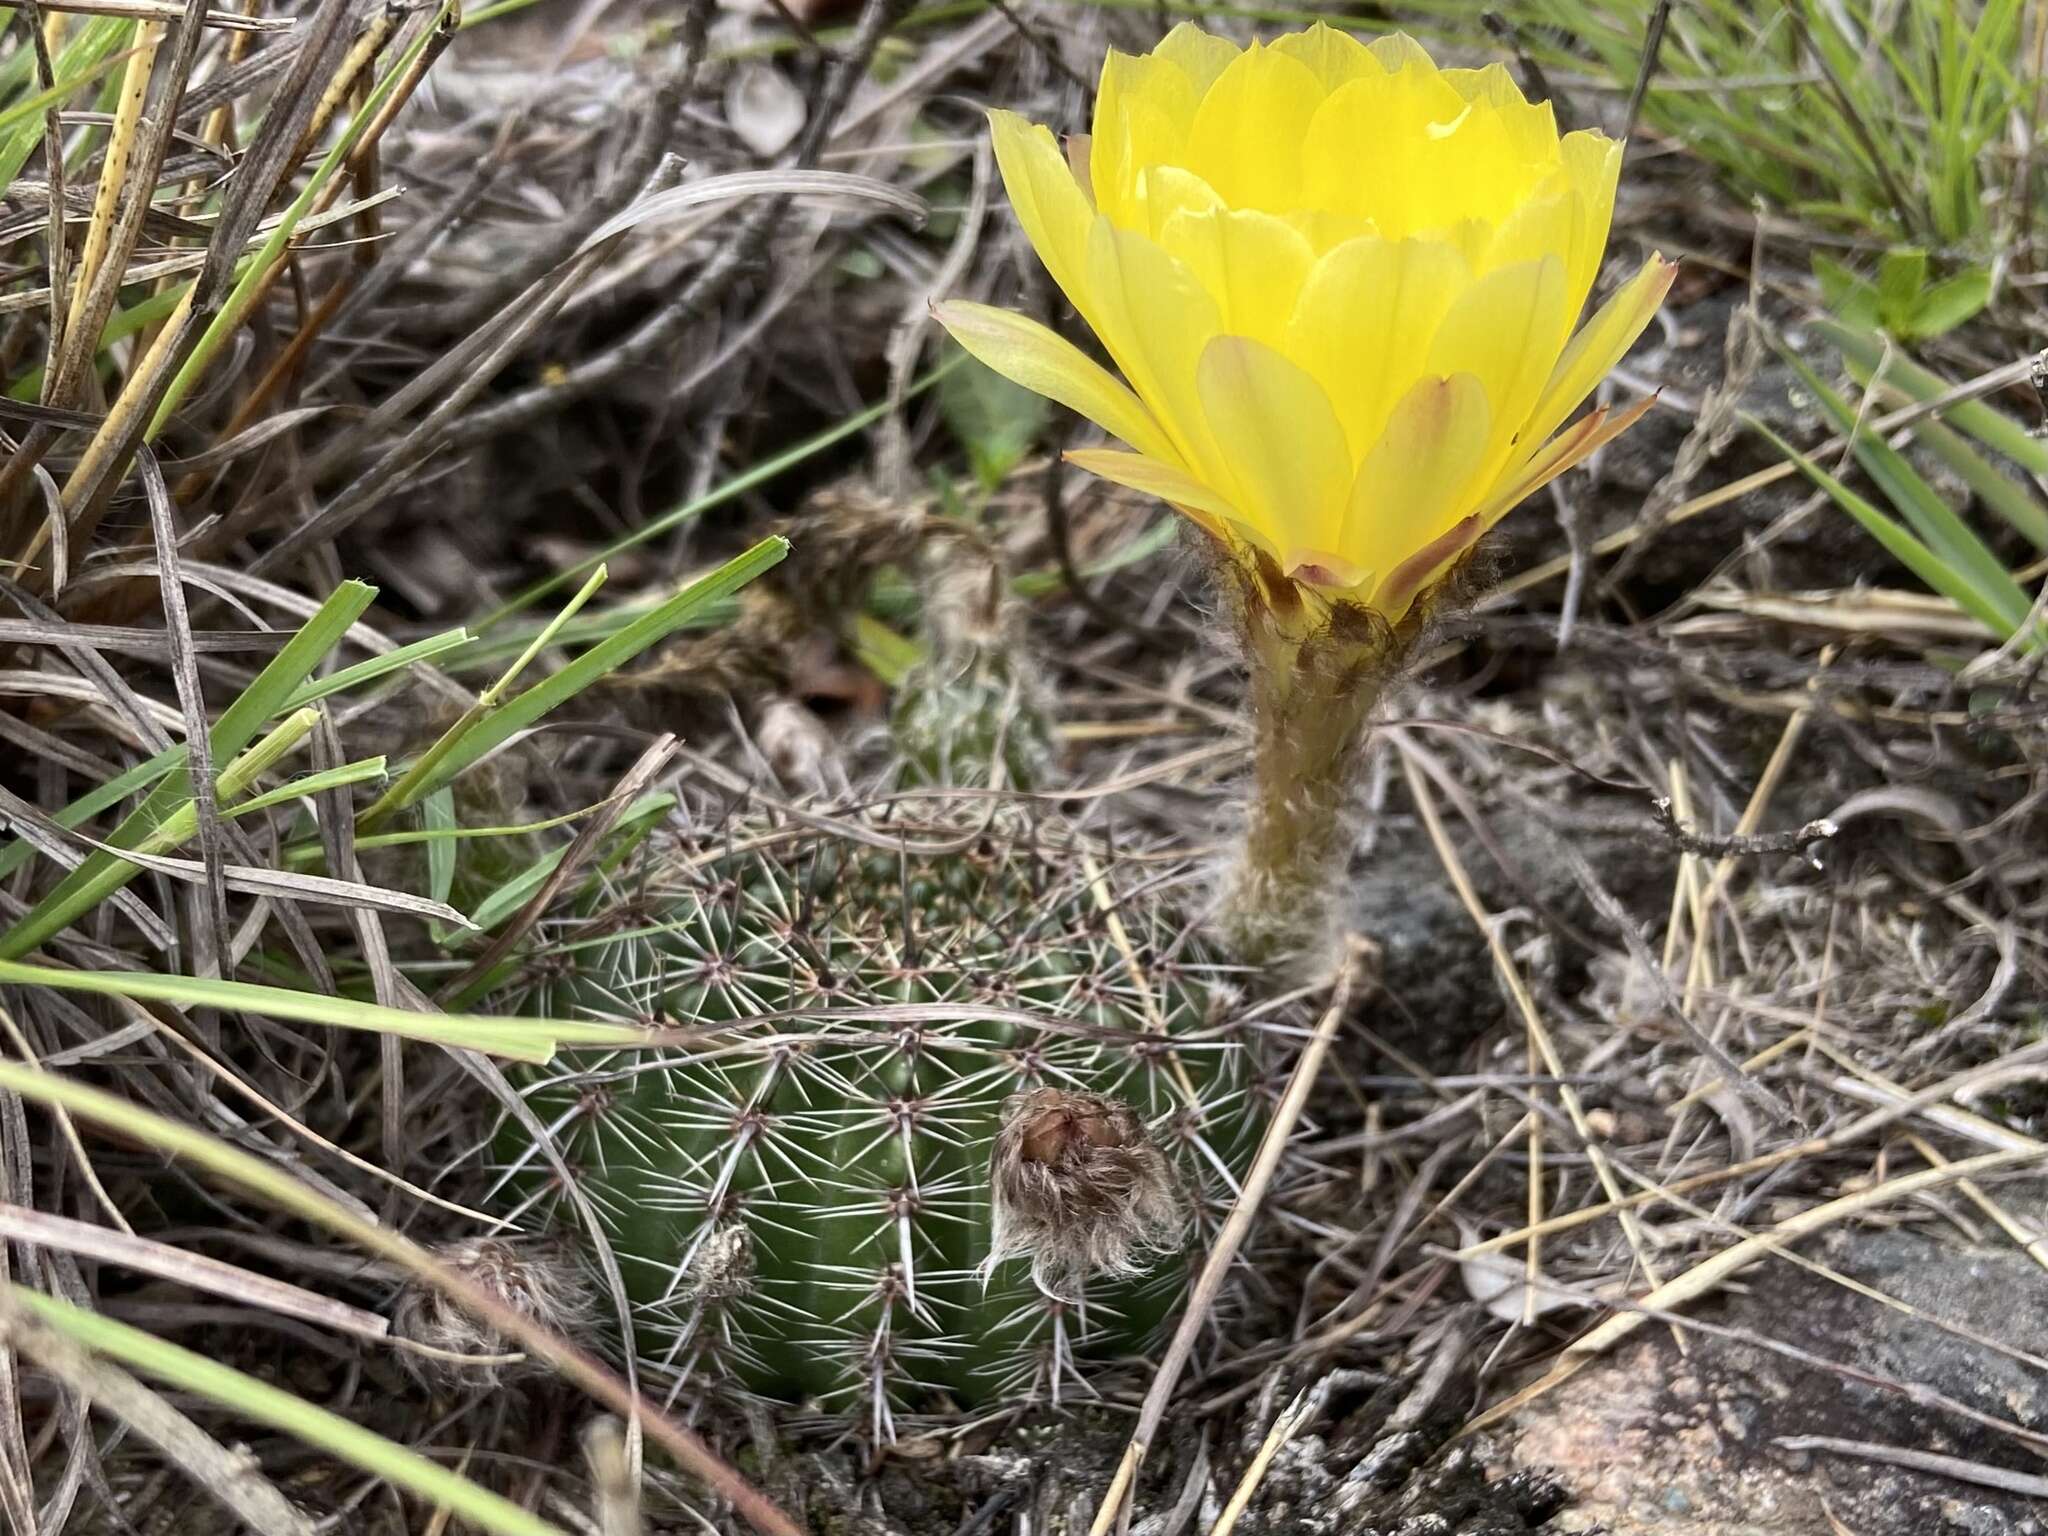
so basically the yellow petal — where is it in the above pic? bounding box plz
[1284,208,1378,253]
[1443,214,1497,273]
[1196,335,1353,561]
[990,110,1094,313]
[1063,448,1236,538]
[1157,206,1317,353]
[1368,33,1441,75]
[1562,129,1622,209]
[1151,21,1242,96]
[1065,132,1093,200]
[1443,63,1559,162]
[1407,97,1546,235]
[1185,44,1326,210]
[1286,235,1468,460]
[1140,164,1223,244]
[1341,372,1492,565]
[933,301,1179,466]
[1484,163,1605,313]
[1271,22,1378,91]
[1302,67,1472,235]
[1097,46,1200,135]
[1518,255,1676,456]
[1091,49,1197,229]
[1084,219,1227,487]
[1285,548,1373,592]
[961,21,1654,628]
[1371,511,1484,621]
[1560,131,1622,313]
[1483,187,1580,281]
[1426,254,1570,486]
[1476,392,1658,526]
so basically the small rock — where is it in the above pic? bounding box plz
[725,62,806,157]
[1496,1229,2048,1534]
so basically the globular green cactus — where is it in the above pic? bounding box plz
[493,826,1266,1428]
[490,522,1269,1427]
[888,542,1056,792]
[890,640,1055,791]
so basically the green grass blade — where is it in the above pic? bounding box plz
[423,787,458,927]
[0,708,319,959]
[0,584,376,958]
[404,537,787,807]
[460,793,674,936]
[6,1286,567,1536]
[0,1062,788,1533]
[148,2,457,436]
[0,749,176,886]
[0,46,129,178]
[281,626,472,709]
[460,0,553,25]
[173,581,380,767]
[0,620,446,890]
[360,570,606,829]
[458,848,562,934]
[1913,417,2048,553]
[226,759,389,817]
[0,19,129,187]
[1815,319,2048,476]
[1751,417,2020,640]
[435,598,742,673]
[0,958,648,1060]
[1775,345,2034,631]
[8,281,219,403]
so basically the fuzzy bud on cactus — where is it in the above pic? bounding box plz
[391,1237,596,1390]
[986,1087,1188,1301]
[935,22,1672,965]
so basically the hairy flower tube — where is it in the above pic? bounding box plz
[936,22,1673,963]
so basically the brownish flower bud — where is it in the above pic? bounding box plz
[391,1237,595,1390]
[983,1088,1187,1301]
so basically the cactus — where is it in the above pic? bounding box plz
[887,542,1056,792]
[489,511,1269,1427]
[890,638,1055,791]
[494,822,1266,1427]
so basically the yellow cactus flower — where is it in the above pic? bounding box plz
[936,21,1674,624]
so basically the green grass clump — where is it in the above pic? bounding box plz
[1470,0,2030,259]
[1755,320,2046,656]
